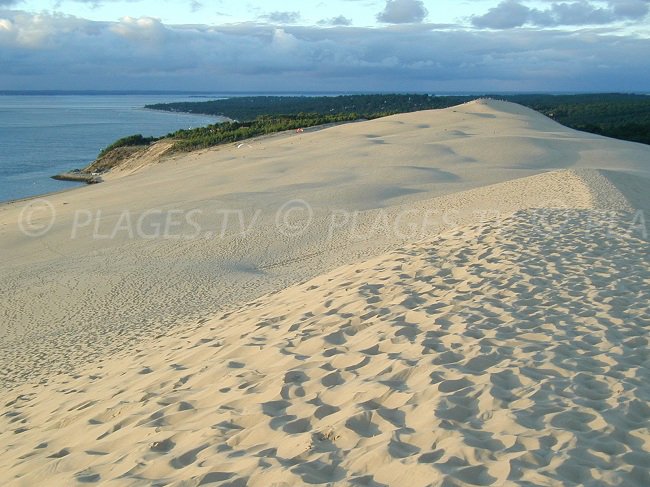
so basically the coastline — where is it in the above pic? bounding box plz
[0,185,84,207]
[5,92,649,204]
[0,93,223,204]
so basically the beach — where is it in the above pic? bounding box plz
[1,99,649,486]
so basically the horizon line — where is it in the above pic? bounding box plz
[1,90,648,96]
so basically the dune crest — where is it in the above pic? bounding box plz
[0,168,642,388]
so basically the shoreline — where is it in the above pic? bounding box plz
[0,172,99,207]
[0,182,87,207]
[142,105,232,122]
[6,91,648,206]
[0,93,226,206]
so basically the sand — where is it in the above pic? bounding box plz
[0,99,649,485]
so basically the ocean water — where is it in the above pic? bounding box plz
[0,94,224,202]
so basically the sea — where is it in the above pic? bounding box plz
[0,93,227,202]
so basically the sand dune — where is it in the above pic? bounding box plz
[0,99,649,485]
[1,99,649,388]
[1,199,648,485]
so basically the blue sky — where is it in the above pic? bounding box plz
[14,0,472,26]
[1,0,649,91]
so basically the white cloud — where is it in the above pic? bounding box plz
[377,0,428,24]
[263,11,301,24]
[472,0,530,29]
[271,27,300,50]
[317,15,352,26]
[0,11,91,48]
[0,17,13,30]
[472,0,650,29]
[0,10,648,91]
[110,16,166,44]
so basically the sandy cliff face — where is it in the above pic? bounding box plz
[83,139,176,177]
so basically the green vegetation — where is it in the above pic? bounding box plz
[142,94,470,153]
[91,111,389,165]
[146,94,469,122]
[499,93,650,145]
[169,113,369,152]
[96,93,650,165]
[146,93,650,146]
[98,134,157,157]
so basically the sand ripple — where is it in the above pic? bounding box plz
[1,208,648,486]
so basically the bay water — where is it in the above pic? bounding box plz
[0,94,224,202]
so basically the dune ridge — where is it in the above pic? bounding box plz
[0,168,641,388]
[1,183,648,485]
[1,99,648,387]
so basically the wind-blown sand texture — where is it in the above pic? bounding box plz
[1,100,649,485]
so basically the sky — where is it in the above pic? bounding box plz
[0,0,649,92]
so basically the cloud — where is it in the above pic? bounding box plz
[0,11,648,92]
[377,0,428,24]
[532,2,614,26]
[0,11,92,48]
[110,16,166,43]
[263,11,301,24]
[0,0,21,6]
[610,0,650,18]
[317,15,352,26]
[472,0,650,29]
[471,0,530,29]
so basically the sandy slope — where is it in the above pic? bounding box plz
[0,100,649,485]
[1,99,649,388]
[1,197,648,486]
